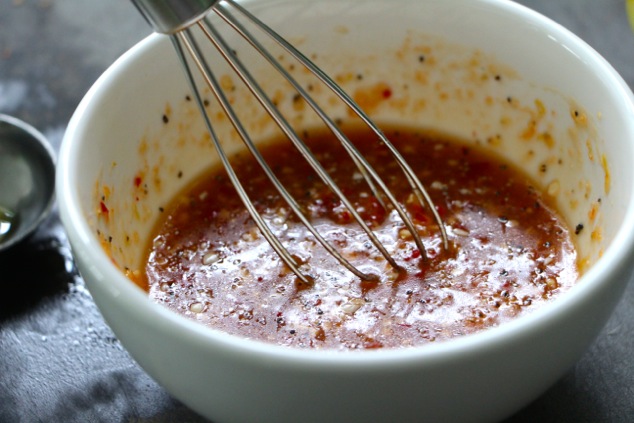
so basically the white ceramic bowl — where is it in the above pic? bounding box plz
[57,0,634,422]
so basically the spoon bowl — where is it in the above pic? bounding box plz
[0,114,56,251]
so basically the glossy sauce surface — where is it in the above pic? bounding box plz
[143,127,577,349]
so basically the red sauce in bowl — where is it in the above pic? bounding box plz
[142,126,577,349]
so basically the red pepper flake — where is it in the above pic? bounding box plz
[100,201,109,214]
[134,175,143,187]
[410,249,422,260]
[382,88,392,99]
[404,248,422,262]
[364,340,383,349]
[314,327,326,342]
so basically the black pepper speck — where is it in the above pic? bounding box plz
[575,223,584,235]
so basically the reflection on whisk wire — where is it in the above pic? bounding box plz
[131,0,448,285]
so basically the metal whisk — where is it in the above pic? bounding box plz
[131,0,447,285]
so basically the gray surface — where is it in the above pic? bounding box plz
[0,0,632,421]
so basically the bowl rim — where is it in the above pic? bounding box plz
[56,0,634,367]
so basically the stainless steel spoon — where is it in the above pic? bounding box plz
[0,114,56,251]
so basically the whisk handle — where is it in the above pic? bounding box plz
[131,0,218,34]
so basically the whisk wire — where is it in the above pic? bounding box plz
[212,2,387,211]
[221,0,449,250]
[175,27,388,283]
[138,0,449,284]
[171,33,316,285]
[208,3,434,260]
[191,16,411,273]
